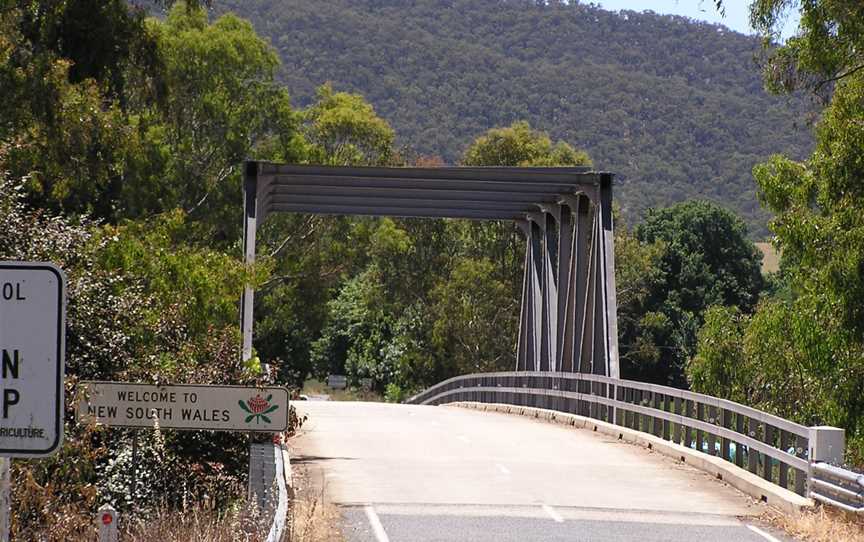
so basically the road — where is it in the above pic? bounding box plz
[291,401,790,542]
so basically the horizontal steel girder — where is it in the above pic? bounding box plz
[266,203,527,220]
[257,162,598,183]
[263,184,573,203]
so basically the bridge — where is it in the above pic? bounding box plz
[240,162,863,541]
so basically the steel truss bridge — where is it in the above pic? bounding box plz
[239,161,862,515]
[240,161,618,377]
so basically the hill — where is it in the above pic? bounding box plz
[214,0,813,236]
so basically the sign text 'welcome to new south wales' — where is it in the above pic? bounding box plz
[77,382,289,432]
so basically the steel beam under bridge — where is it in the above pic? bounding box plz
[241,161,619,378]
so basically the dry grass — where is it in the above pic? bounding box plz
[122,500,270,542]
[120,482,345,542]
[765,505,864,542]
[286,449,346,542]
[756,242,781,274]
[288,484,345,542]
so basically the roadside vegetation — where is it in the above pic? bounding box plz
[1,0,864,538]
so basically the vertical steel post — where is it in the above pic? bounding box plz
[241,161,259,362]
[130,431,138,502]
[598,174,620,378]
[572,196,593,373]
[516,221,531,371]
[556,203,574,372]
[528,219,544,370]
[529,213,551,371]
[579,212,598,374]
[591,213,606,375]
[540,208,560,370]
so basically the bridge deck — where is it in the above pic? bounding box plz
[290,401,790,542]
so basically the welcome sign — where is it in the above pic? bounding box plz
[77,382,289,432]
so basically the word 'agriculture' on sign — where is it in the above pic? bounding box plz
[0,262,66,457]
[77,382,289,432]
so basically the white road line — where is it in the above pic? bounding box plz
[495,463,511,475]
[746,524,783,542]
[541,504,564,523]
[457,435,470,443]
[364,505,391,542]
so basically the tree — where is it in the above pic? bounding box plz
[689,0,864,468]
[632,201,764,385]
[302,83,395,166]
[742,0,864,97]
[614,221,668,379]
[125,4,302,233]
[429,258,518,375]
[461,121,591,167]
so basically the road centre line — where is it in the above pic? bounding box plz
[541,504,564,523]
[364,505,391,542]
[746,524,783,542]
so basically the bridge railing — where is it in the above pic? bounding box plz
[406,371,854,503]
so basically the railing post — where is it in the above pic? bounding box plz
[809,426,845,465]
[610,384,617,425]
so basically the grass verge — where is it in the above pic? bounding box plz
[287,454,346,542]
[764,505,864,541]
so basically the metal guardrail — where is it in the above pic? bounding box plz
[810,462,864,514]
[406,371,849,501]
[250,442,290,541]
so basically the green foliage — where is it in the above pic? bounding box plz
[630,201,764,385]
[614,222,668,377]
[216,0,814,236]
[701,69,864,465]
[0,164,254,533]
[744,0,864,96]
[303,83,396,166]
[430,257,518,374]
[125,4,302,233]
[462,121,591,167]
[690,2,864,464]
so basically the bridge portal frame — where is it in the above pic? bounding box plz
[241,161,619,378]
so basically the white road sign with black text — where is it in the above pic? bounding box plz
[78,382,289,432]
[0,262,66,457]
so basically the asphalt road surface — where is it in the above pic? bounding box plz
[291,401,791,542]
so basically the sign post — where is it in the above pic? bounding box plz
[0,458,8,542]
[0,262,67,541]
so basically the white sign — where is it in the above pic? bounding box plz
[327,374,347,390]
[77,382,289,432]
[0,262,65,457]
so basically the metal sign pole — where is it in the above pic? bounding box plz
[130,431,139,503]
[0,457,10,542]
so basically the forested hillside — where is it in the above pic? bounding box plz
[216,0,812,235]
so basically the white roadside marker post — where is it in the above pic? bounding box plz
[97,504,118,542]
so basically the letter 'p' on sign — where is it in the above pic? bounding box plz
[0,262,65,457]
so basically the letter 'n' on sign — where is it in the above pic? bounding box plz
[0,262,66,457]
